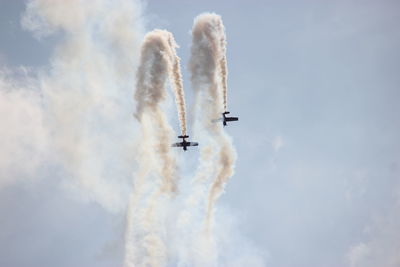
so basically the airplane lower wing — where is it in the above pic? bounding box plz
[172,143,184,147]
[171,142,198,147]
[226,117,238,121]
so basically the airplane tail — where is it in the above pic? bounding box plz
[178,135,189,139]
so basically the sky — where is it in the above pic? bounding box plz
[1,1,400,267]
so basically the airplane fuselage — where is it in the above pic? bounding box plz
[172,135,199,151]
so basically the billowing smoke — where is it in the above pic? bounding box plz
[125,29,181,267]
[0,1,263,265]
[164,13,238,266]
[166,34,188,137]
[190,12,237,226]
[125,14,237,265]
[0,67,49,188]
[217,19,229,112]
[134,30,179,195]
[15,0,146,213]
[135,30,187,137]
[124,113,173,267]
[206,141,235,223]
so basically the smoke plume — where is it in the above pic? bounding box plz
[168,13,237,266]
[166,34,187,136]
[0,0,260,264]
[190,12,237,226]
[15,0,146,213]
[134,30,187,137]
[125,29,182,267]
[217,19,229,112]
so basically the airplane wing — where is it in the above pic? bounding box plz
[187,142,199,147]
[226,117,238,121]
[172,142,184,147]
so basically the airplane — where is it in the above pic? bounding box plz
[172,135,198,151]
[212,111,239,126]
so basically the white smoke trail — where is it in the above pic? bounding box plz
[135,30,187,136]
[206,140,235,223]
[174,143,218,266]
[124,112,171,267]
[165,34,187,136]
[191,12,237,228]
[186,15,266,267]
[1,2,266,265]
[188,13,229,113]
[173,13,236,266]
[125,29,181,267]
[216,19,229,112]
[134,29,180,194]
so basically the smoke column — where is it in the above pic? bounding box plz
[0,1,268,265]
[20,0,144,212]
[175,13,236,266]
[133,29,180,196]
[135,30,187,136]
[165,34,188,136]
[217,19,229,112]
[191,12,236,226]
[125,29,183,267]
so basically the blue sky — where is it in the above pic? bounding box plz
[0,1,399,267]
